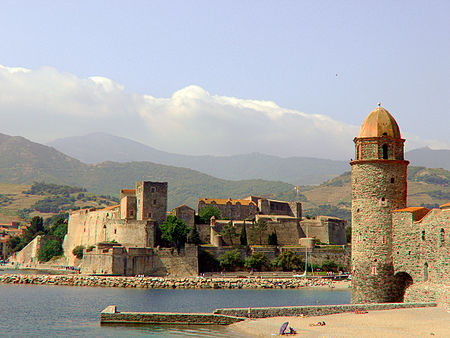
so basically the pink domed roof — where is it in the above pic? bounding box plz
[358,106,401,138]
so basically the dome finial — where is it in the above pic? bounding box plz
[377,102,381,107]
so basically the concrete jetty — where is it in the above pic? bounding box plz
[100,306,245,325]
[100,302,437,326]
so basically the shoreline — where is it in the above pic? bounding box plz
[230,306,450,337]
[0,272,350,289]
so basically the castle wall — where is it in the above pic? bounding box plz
[300,216,346,245]
[9,235,43,267]
[209,219,302,246]
[63,208,154,265]
[198,199,258,220]
[81,245,198,276]
[392,208,449,290]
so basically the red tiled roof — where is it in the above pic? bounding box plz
[393,207,430,222]
[121,189,136,194]
[198,198,257,206]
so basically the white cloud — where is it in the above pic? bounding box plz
[0,64,448,160]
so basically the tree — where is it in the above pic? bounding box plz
[159,215,190,250]
[268,231,277,246]
[19,216,46,249]
[72,245,85,259]
[218,249,243,271]
[252,219,268,245]
[221,221,237,246]
[7,236,22,253]
[198,205,221,224]
[272,250,304,271]
[244,252,269,271]
[187,224,202,245]
[38,239,63,262]
[240,221,248,246]
[320,260,339,272]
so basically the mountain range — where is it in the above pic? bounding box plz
[47,133,350,185]
[0,132,448,217]
[47,133,450,186]
[0,133,296,209]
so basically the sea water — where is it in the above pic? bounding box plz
[0,274,350,337]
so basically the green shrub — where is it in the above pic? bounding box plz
[244,252,269,270]
[187,225,202,245]
[320,260,339,272]
[198,205,221,224]
[39,239,63,262]
[272,250,304,271]
[218,249,243,271]
[72,245,85,259]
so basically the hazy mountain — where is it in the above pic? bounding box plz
[405,147,450,170]
[48,133,349,185]
[0,133,296,209]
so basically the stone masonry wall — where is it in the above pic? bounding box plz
[392,208,449,288]
[9,235,43,267]
[63,208,154,265]
[351,160,408,303]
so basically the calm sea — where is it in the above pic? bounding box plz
[0,270,350,337]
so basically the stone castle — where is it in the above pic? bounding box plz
[62,181,198,276]
[200,196,346,246]
[351,105,449,306]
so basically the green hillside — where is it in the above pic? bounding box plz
[0,133,296,210]
[0,133,447,219]
[0,182,118,224]
[301,166,450,224]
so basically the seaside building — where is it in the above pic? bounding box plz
[351,105,449,306]
[0,222,26,260]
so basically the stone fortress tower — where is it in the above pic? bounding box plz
[350,105,409,303]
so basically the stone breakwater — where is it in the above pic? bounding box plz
[0,274,339,289]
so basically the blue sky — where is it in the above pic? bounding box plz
[0,1,448,159]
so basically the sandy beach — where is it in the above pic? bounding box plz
[230,307,450,337]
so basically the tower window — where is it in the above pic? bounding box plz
[148,212,152,218]
[153,199,157,205]
[382,144,388,159]
[423,262,429,281]
[151,187,156,193]
[440,228,445,246]
[381,197,385,201]
[391,177,395,183]
[421,230,425,241]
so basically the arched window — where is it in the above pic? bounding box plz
[423,262,429,281]
[382,144,388,159]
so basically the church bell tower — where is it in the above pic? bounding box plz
[350,105,409,303]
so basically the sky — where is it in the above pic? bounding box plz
[0,1,448,160]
